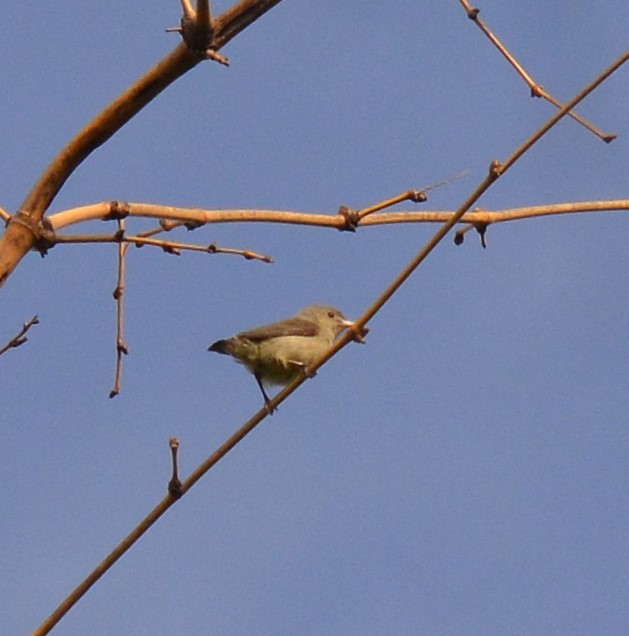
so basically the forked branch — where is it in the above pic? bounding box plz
[0,316,39,358]
[459,0,616,142]
[0,0,284,289]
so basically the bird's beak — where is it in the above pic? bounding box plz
[342,318,369,344]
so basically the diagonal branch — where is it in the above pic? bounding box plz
[20,0,282,223]
[32,48,626,636]
[459,0,616,142]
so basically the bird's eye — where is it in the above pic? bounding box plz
[327,311,334,318]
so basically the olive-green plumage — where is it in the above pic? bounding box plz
[208,305,353,410]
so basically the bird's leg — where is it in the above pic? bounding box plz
[254,372,275,414]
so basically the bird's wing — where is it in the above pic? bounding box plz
[238,316,318,341]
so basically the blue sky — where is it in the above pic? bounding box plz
[1,2,628,634]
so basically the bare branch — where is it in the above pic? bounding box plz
[48,199,629,235]
[0,1,284,289]
[0,206,10,223]
[498,51,629,174]
[356,189,427,222]
[33,47,625,636]
[0,315,39,357]
[50,231,274,263]
[459,0,615,142]
[109,221,129,399]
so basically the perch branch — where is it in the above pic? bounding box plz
[33,47,626,636]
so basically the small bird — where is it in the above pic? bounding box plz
[208,305,354,411]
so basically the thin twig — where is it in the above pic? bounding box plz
[109,221,129,399]
[0,315,39,357]
[356,189,427,222]
[459,0,615,142]
[33,48,626,636]
[131,236,273,262]
[356,172,469,221]
[0,206,10,223]
[498,51,629,174]
[52,232,273,263]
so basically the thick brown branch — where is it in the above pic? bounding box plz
[20,46,199,224]
[0,1,284,291]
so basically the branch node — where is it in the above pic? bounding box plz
[104,201,131,221]
[407,189,428,204]
[337,205,360,232]
[488,160,503,177]
[9,212,56,257]
[530,84,544,98]
[177,10,228,65]
[466,7,480,20]
[34,218,56,257]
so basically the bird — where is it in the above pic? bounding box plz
[208,305,354,411]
